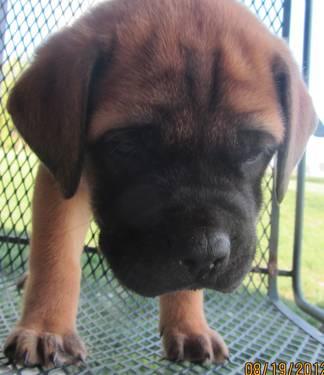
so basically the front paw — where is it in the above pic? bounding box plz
[162,325,229,364]
[4,327,86,368]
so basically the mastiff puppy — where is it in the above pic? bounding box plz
[3,0,317,367]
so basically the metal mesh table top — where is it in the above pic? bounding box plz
[0,0,323,373]
[0,259,323,374]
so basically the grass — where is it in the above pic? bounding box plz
[0,150,323,329]
[290,175,324,185]
[277,178,324,326]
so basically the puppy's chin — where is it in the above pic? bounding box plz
[100,240,255,297]
[107,268,248,298]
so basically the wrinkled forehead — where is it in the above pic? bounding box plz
[89,3,284,144]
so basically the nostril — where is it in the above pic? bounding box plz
[179,256,223,273]
[208,257,224,271]
[212,257,224,268]
[181,258,197,270]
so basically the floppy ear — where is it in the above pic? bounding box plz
[273,54,318,203]
[7,28,101,198]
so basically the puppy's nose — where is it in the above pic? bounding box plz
[180,232,230,277]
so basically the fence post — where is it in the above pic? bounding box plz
[0,0,8,81]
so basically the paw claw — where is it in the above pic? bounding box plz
[163,326,229,364]
[224,355,231,363]
[49,352,59,367]
[3,328,86,368]
[24,351,30,366]
[76,355,87,368]
[4,343,15,360]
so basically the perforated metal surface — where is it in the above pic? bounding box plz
[0,0,323,374]
[0,266,323,374]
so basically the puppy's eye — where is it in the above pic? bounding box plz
[236,129,278,166]
[243,150,264,164]
[91,125,159,162]
[109,138,138,156]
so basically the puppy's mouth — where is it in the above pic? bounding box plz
[98,232,255,297]
[108,259,247,297]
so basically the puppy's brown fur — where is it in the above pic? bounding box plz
[5,165,90,365]
[4,0,316,367]
[160,290,228,362]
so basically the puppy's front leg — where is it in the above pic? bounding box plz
[160,290,229,364]
[4,164,91,367]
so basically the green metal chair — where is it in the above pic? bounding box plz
[0,0,323,373]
